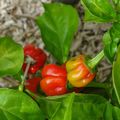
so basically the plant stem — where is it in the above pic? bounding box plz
[87,50,104,69]
[25,89,36,98]
[19,57,33,92]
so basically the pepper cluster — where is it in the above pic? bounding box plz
[40,56,96,96]
[22,44,47,93]
[22,44,97,96]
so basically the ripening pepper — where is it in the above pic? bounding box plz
[66,50,104,88]
[40,64,67,96]
[22,44,47,74]
[66,55,96,87]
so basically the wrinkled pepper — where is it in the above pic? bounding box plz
[66,50,104,87]
[66,55,95,87]
[22,44,47,74]
[40,64,67,96]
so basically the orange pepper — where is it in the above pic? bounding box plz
[66,55,95,87]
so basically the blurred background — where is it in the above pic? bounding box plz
[0,0,111,87]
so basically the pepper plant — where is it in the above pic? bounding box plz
[1,1,120,120]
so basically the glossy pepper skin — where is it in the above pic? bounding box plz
[22,44,47,74]
[40,64,67,96]
[25,77,41,93]
[42,64,66,78]
[66,55,95,87]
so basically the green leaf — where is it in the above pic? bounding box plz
[81,0,116,22]
[37,93,120,120]
[103,31,116,62]
[111,89,119,106]
[36,3,79,63]
[0,88,45,120]
[102,23,120,62]
[50,93,74,120]
[0,37,24,77]
[110,22,120,39]
[112,106,120,119]
[112,45,120,105]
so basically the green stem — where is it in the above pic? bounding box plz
[25,89,36,98]
[18,57,33,92]
[87,50,104,69]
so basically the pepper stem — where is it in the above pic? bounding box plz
[87,50,104,69]
[19,56,33,92]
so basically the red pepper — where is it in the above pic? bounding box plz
[25,77,41,93]
[40,64,67,96]
[42,64,66,78]
[22,44,47,74]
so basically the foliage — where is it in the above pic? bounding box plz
[36,3,79,63]
[0,37,24,77]
[81,0,120,107]
[37,93,120,120]
[0,88,44,120]
[0,1,120,120]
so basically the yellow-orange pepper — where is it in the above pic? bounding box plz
[66,55,96,87]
